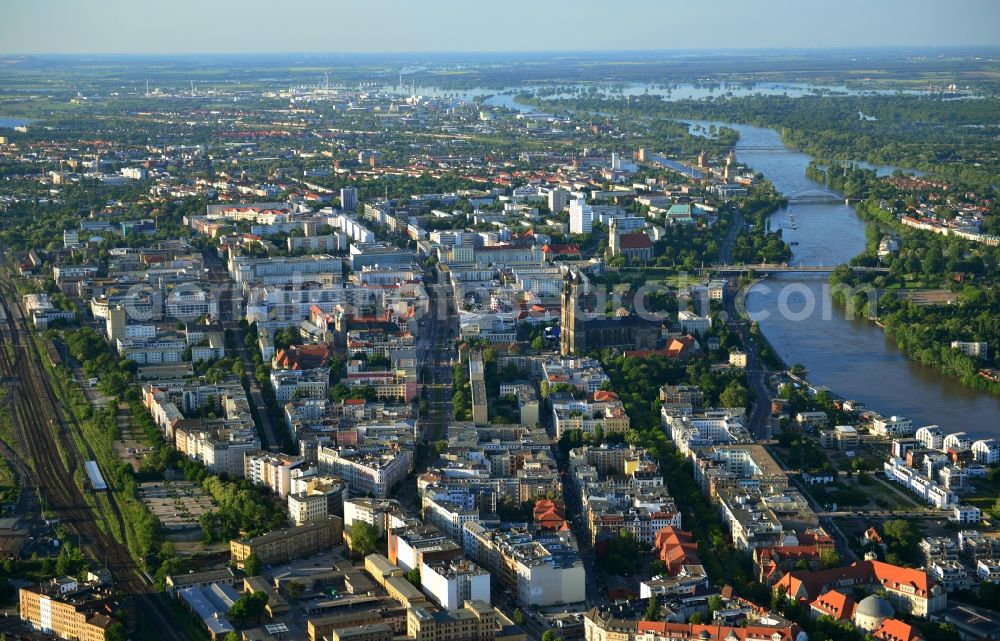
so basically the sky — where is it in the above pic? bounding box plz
[3,0,1000,54]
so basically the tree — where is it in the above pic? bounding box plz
[644,594,661,621]
[55,546,73,576]
[350,521,379,557]
[230,591,269,624]
[882,519,922,565]
[813,614,864,641]
[406,568,421,587]
[224,633,241,641]
[820,548,841,570]
[719,380,749,408]
[513,609,526,626]
[104,622,126,641]
[707,595,724,618]
[243,553,262,577]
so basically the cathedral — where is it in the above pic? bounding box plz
[560,269,662,356]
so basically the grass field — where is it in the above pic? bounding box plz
[0,457,17,504]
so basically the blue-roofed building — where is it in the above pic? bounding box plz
[83,461,107,491]
[178,586,236,640]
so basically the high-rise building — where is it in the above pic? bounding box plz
[569,198,593,234]
[340,186,359,213]
[548,188,568,214]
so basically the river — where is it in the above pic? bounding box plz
[418,85,1000,436]
[688,121,1000,437]
[0,118,34,129]
[381,81,941,113]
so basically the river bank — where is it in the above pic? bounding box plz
[467,89,1000,436]
[705,121,1000,437]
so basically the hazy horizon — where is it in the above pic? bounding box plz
[5,0,1000,55]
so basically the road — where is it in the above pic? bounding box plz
[717,206,743,267]
[717,207,772,439]
[785,473,859,564]
[562,476,604,607]
[419,268,459,445]
[724,280,771,441]
[202,249,282,450]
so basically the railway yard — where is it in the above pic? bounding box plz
[0,271,189,641]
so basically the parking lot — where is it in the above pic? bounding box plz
[138,480,216,532]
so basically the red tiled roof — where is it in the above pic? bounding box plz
[542,243,581,255]
[874,619,922,641]
[809,589,856,620]
[654,527,701,575]
[776,560,934,602]
[618,232,652,249]
[637,622,797,641]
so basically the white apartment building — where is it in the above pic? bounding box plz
[569,199,593,234]
[287,474,345,527]
[548,188,569,214]
[244,452,303,499]
[270,368,329,404]
[541,357,611,394]
[951,341,988,359]
[118,335,186,364]
[551,396,630,439]
[343,498,411,534]
[929,560,970,592]
[943,432,972,452]
[663,410,751,457]
[916,425,944,450]
[423,493,480,542]
[420,559,491,611]
[972,438,1000,464]
[977,560,1000,583]
[871,415,915,437]
[183,429,260,478]
[288,234,345,253]
[229,254,343,287]
[883,457,958,509]
[317,446,412,498]
[951,504,982,524]
[677,310,711,335]
[63,229,80,248]
[462,523,585,607]
[165,289,218,320]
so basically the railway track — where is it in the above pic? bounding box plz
[0,275,190,641]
